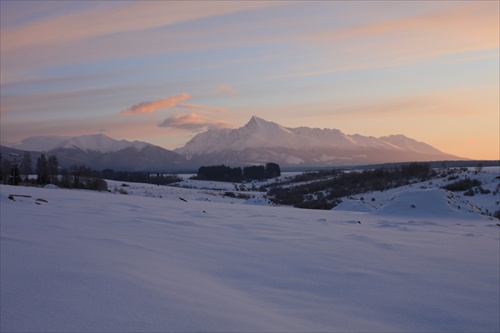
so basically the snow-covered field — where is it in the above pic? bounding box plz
[1,168,499,332]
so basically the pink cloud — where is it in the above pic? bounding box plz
[119,93,190,115]
[158,113,232,132]
[216,85,237,96]
[1,2,277,54]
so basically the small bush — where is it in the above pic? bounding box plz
[118,188,128,195]
[478,187,491,194]
[442,179,481,192]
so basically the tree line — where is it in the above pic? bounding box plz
[195,163,281,182]
[1,152,108,191]
[1,151,184,190]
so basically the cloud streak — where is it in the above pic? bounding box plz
[119,93,190,115]
[2,2,496,85]
[272,2,499,79]
[0,2,280,84]
[158,113,232,132]
[0,2,276,54]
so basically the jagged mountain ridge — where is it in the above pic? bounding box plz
[3,117,463,170]
[175,116,444,155]
[174,116,459,166]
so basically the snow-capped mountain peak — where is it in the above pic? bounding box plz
[243,116,293,134]
[174,116,461,166]
[176,116,389,155]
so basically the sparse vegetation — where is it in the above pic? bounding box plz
[441,178,481,192]
[464,189,475,196]
[267,163,435,209]
[101,170,182,185]
[223,191,253,200]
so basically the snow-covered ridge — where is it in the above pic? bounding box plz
[175,116,449,156]
[10,133,150,153]
[1,167,498,331]
[379,134,444,155]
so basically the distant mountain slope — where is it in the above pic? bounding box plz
[3,134,187,172]
[10,133,149,154]
[9,135,72,152]
[174,116,463,166]
[379,135,444,155]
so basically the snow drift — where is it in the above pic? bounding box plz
[1,184,498,332]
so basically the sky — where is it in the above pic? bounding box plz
[0,1,498,160]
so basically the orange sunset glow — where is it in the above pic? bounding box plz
[0,1,498,160]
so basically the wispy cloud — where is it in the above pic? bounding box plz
[0,2,280,83]
[158,113,232,132]
[216,85,237,96]
[119,93,190,115]
[274,2,499,79]
[2,1,496,84]
[0,2,275,54]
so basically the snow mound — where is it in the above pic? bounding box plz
[334,199,375,212]
[375,188,482,219]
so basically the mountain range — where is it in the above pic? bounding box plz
[174,116,460,167]
[1,116,463,171]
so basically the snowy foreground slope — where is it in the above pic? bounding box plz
[1,182,499,332]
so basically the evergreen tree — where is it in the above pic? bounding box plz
[1,159,12,185]
[0,153,3,183]
[20,151,33,181]
[10,163,21,185]
[60,169,73,188]
[36,154,49,184]
[72,165,92,189]
[265,162,281,178]
[243,165,266,180]
[48,155,59,183]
